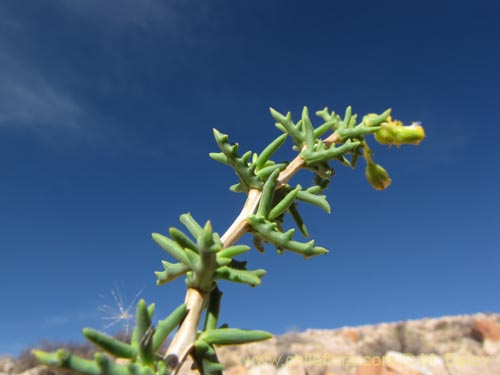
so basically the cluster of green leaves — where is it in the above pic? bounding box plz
[34,301,187,375]
[35,104,423,375]
[152,213,265,290]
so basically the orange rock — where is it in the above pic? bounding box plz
[341,329,360,342]
[471,319,500,342]
[355,363,381,375]
[356,357,424,375]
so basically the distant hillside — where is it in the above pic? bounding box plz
[213,313,500,375]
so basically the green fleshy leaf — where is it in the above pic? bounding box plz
[194,341,224,375]
[241,150,252,165]
[269,108,302,146]
[296,119,304,134]
[348,114,358,128]
[268,185,301,220]
[256,169,280,218]
[274,122,287,133]
[155,261,190,285]
[215,256,232,267]
[179,213,203,239]
[306,185,322,194]
[342,106,352,128]
[203,288,222,332]
[315,107,331,122]
[94,353,114,374]
[287,203,309,237]
[197,221,220,254]
[169,227,198,254]
[229,182,245,192]
[247,214,328,258]
[152,233,189,265]
[83,328,137,359]
[209,152,229,165]
[147,303,155,319]
[255,162,287,180]
[194,339,210,354]
[313,119,337,138]
[363,108,392,127]
[185,248,199,268]
[215,266,266,287]
[256,133,288,171]
[213,232,223,249]
[217,245,250,258]
[302,107,315,150]
[199,328,272,346]
[153,304,187,352]
[135,300,154,367]
[295,190,331,213]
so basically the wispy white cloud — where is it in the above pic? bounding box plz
[56,0,209,35]
[0,51,82,134]
[0,1,212,154]
[0,5,84,140]
[0,14,124,150]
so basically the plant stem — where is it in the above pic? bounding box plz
[165,132,341,373]
[164,288,206,370]
[220,189,261,246]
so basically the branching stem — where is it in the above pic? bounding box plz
[165,132,341,373]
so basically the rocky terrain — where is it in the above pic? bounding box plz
[2,313,500,375]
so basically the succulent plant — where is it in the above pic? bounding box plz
[34,104,425,375]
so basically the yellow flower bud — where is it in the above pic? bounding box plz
[365,161,392,190]
[374,116,425,147]
[393,122,425,145]
[373,126,394,145]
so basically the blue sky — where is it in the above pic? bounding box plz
[1,0,499,356]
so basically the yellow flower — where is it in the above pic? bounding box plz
[374,116,425,147]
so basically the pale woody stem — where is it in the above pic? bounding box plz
[165,132,340,373]
[221,188,261,246]
[164,288,205,370]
